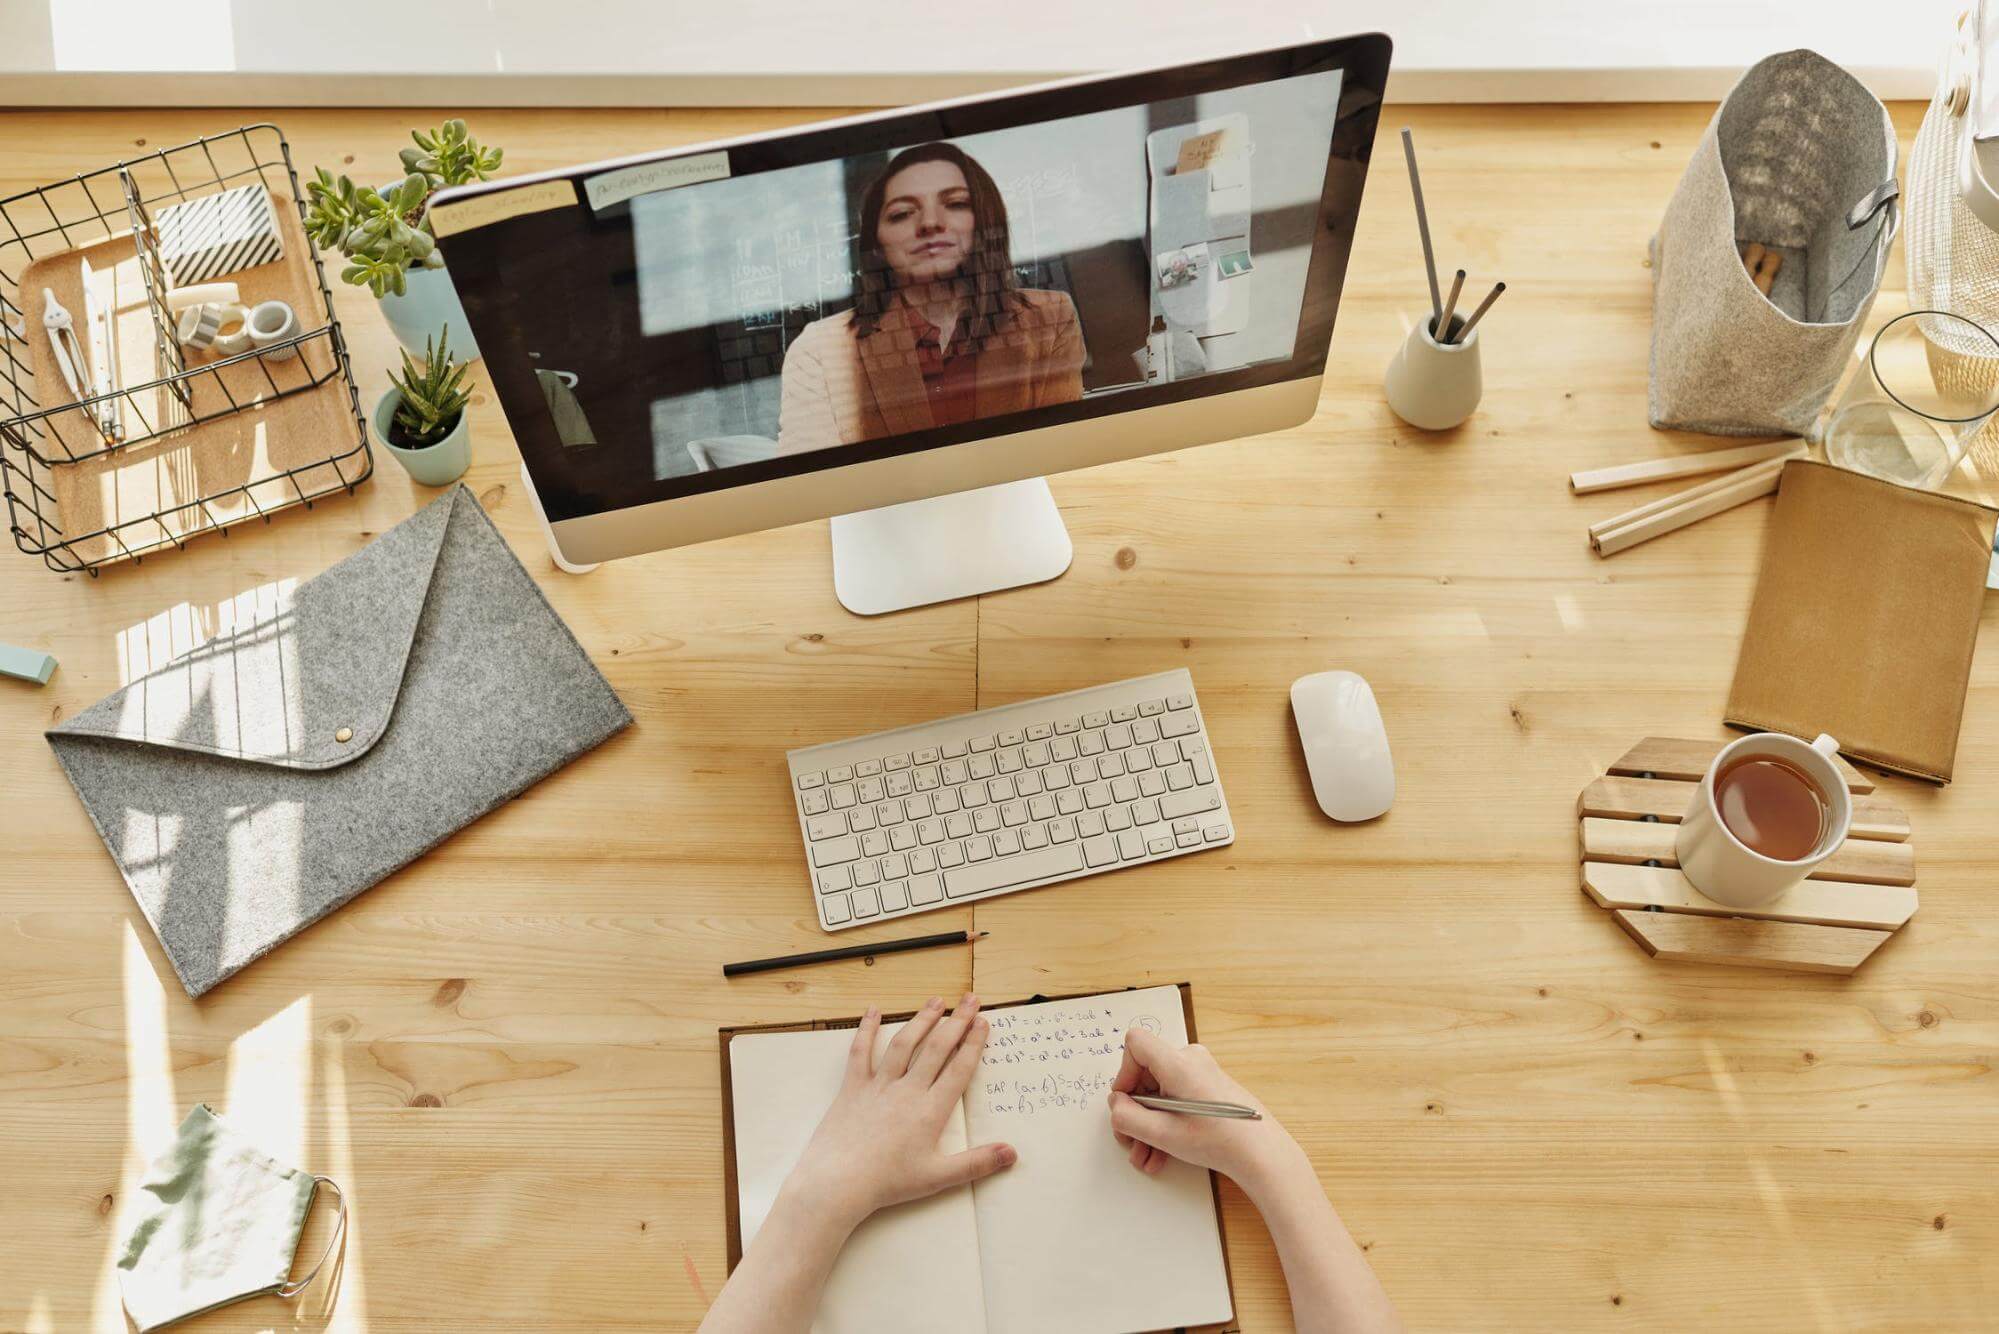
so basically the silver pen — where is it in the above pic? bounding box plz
[1131,1094,1262,1121]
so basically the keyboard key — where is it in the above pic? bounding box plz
[988,776,1016,802]
[879,880,909,912]
[1070,761,1096,785]
[1133,799,1160,824]
[1082,783,1111,809]
[960,784,989,808]
[1055,717,1081,734]
[1176,830,1203,848]
[945,812,973,839]
[1029,795,1056,820]
[932,788,962,815]
[945,844,1085,897]
[849,806,878,833]
[858,777,886,803]
[1048,818,1077,843]
[1152,742,1178,766]
[1111,776,1138,803]
[999,729,1024,747]
[812,836,860,866]
[973,807,1001,833]
[1097,753,1125,779]
[996,749,1023,774]
[823,894,852,925]
[904,794,932,820]
[1056,789,1084,815]
[1026,723,1053,740]
[969,755,996,780]
[805,813,846,840]
[1106,723,1133,749]
[1137,771,1167,797]
[1021,824,1049,849]
[1126,748,1153,773]
[797,772,824,789]
[877,801,905,826]
[1173,817,1200,835]
[1159,787,1222,820]
[884,754,910,772]
[1083,835,1119,867]
[1000,801,1028,827]
[1165,764,1194,791]
[970,735,996,753]
[914,747,941,765]
[852,887,881,918]
[801,790,831,816]
[1133,718,1161,744]
[916,819,944,845]
[830,784,857,810]
[966,836,994,862]
[818,865,853,893]
[1168,694,1193,710]
[1051,737,1078,762]
[856,760,883,777]
[1204,824,1231,842]
[1111,706,1136,723]
[1023,742,1052,766]
[827,765,854,783]
[1147,835,1174,855]
[909,848,937,874]
[860,830,889,857]
[1192,754,1215,784]
[1105,806,1132,832]
[914,766,940,791]
[1084,711,1110,729]
[1079,732,1106,757]
[941,740,968,759]
[889,825,916,851]
[1015,770,1044,797]
[937,843,966,868]
[1180,737,1208,760]
[1160,712,1199,739]
[886,772,913,798]
[1118,829,1146,859]
[853,860,881,886]
[942,759,970,784]
[1077,811,1106,838]
[881,853,909,879]
[993,829,1022,856]
[910,874,944,905]
[1138,699,1166,716]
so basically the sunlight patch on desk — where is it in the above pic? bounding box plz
[21,1290,53,1333]
[114,578,297,688]
[1555,594,1586,632]
[105,920,179,1331]
[316,1017,369,1330]
[222,993,313,1170]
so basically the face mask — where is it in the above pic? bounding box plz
[116,1104,346,1332]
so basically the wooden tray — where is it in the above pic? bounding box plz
[1578,737,1915,975]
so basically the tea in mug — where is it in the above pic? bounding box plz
[1713,755,1830,862]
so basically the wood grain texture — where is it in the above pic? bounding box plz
[1609,734,1875,792]
[1579,816,1916,885]
[4,100,1997,1334]
[1611,909,1891,975]
[1578,775,1913,841]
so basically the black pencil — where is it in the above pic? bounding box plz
[723,929,988,978]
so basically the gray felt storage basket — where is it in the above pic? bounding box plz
[1650,50,1900,437]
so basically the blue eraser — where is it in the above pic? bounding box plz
[0,643,56,685]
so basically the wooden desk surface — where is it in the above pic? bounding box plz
[4,101,1994,1333]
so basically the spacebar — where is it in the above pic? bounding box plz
[943,846,1086,898]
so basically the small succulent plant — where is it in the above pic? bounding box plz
[387,328,473,448]
[303,120,504,298]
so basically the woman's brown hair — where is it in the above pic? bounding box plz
[849,142,1025,349]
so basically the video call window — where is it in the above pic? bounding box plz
[604,69,1344,480]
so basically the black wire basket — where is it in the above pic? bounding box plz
[0,124,370,574]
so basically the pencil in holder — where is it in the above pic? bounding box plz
[1384,312,1481,431]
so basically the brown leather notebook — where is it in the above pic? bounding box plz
[718,983,1238,1334]
[1726,460,1997,783]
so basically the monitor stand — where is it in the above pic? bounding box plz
[830,477,1073,615]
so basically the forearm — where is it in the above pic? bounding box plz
[697,1185,860,1334]
[1241,1142,1402,1334]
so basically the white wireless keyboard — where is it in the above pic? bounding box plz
[786,669,1235,930]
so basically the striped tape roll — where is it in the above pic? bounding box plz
[175,302,224,351]
[156,184,285,287]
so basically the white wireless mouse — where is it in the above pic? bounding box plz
[1290,670,1394,822]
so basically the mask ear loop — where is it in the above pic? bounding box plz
[279,1176,347,1299]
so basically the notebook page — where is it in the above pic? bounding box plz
[729,1022,987,1334]
[966,986,1233,1334]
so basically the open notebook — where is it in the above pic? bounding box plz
[722,984,1235,1334]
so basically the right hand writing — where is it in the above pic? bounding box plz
[1108,1028,1302,1192]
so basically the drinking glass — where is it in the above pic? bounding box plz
[1823,310,1999,489]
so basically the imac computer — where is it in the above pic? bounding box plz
[430,34,1391,614]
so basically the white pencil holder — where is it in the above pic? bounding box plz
[1384,313,1481,431]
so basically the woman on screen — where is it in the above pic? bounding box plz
[776,142,1085,454]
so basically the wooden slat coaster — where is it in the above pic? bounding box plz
[1579,738,1916,976]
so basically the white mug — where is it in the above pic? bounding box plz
[1676,732,1851,907]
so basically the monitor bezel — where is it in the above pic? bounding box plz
[432,32,1392,536]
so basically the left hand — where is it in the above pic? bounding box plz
[780,994,1018,1229]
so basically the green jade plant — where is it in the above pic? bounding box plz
[386,329,473,450]
[304,120,504,297]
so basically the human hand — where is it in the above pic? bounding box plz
[781,994,1017,1231]
[1108,1028,1303,1194]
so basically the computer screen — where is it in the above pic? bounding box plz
[434,38,1388,527]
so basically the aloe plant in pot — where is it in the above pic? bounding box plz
[304,119,503,359]
[373,328,475,486]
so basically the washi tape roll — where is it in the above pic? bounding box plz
[248,300,299,361]
[211,304,254,356]
[164,281,241,315]
[175,302,224,352]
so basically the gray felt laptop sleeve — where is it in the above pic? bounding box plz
[47,485,633,997]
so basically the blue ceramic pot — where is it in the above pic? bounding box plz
[374,387,471,487]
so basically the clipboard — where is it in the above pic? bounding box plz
[717,982,1240,1333]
